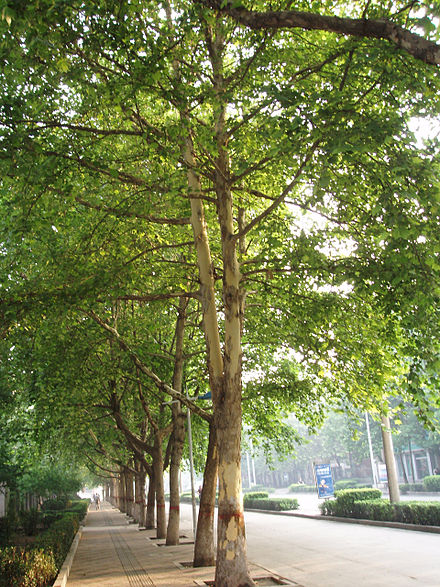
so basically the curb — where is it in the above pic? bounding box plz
[52,525,84,587]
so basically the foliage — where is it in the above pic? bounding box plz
[423,475,440,491]
[243,491,269,501]
[334,479,371,491]
[19,510,42,537]
[288,483,316,493]
[41,498,68,512]
[322,488,383,517]
[243,497,299,511]
[399,483,425,494]
[0,547,57,587]
[0,518,12,548]
[34,515,79,568]
[321,497,440,526]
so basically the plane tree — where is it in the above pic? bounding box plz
[1,1,440,584]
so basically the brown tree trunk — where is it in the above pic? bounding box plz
[145,471,156,529]
[125,468,134,518]
[194,423,218,567]
[153,441,167,538]
[134,461,147,525]
[166,296,188,545]
[119,469,127,513]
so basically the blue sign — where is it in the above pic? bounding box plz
[314,464,334,498]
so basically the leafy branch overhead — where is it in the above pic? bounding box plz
[199,0,440,65]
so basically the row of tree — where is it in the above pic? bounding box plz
[1,1,440,584]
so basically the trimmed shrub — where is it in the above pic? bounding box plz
[334,479,371,491]
[288,483,316,493]
[41,498,67,512]
[66,499,89,519]
[243,491,269,502]
[399,483,425,494]
[394,501,440,526]
[244,497,299,511]
[320,488,382,517]
[20,509,42,536]
[423,475,440,492]
[351,499,395,521]
[242,485,270,494]
[0,518,12,547]
[0,547,57,587]
[34,515,79,567]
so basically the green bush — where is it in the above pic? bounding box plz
[243,491,269,502]
[0,518,12,547]
[394,501,440,525]
[244,497,299,511]
[242,485,270,494]
[399,483,425,494]
[334,479,371,491]
[0,547,57,587]
[34,515,79,567]
[66,499,89,518]
[423,475,440,492]
[321,495,440,526]
[41,497,68,512]
[320,488,382,517]
[19,509,42,536]
[288,483,316,493]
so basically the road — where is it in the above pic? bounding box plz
[180,500,440,586]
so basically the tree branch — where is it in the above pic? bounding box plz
[199,1,440,66]
[87,310,212,423]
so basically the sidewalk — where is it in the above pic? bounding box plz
[66,503,296,586]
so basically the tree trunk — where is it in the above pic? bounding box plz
[125,468,134,518]
[381,416,400,503]
[153,441,167,538]
[119,469,127,513]
[194,423,218,567]
[145,471,156,529]
[211,25,253,585]
[166,296,188,545]
[134,461,147,526]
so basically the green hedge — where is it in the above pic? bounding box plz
[41,497,69,512]
[334,479,371,491]
[399,483,425,494]
[244,497,299,511]
[0,547,57,587]
[320,488,382,517]
[423,475,440,492]
[321,494,440,526]
[243,491,269,502]
[34,514,79,567]
[288,483,316,493]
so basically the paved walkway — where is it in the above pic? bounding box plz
[67,503,291,587]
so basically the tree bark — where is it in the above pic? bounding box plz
[194,423,218,567]
[145,471,156,529]
[152,440,167,538]
[381,416,401,503]
[134,460,147,526]
[166,296,188,545]
[199,0,440,66]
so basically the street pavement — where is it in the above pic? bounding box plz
[66,499,440,586]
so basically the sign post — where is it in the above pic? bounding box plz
[314,463,335,499]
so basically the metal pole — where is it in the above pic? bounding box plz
[365,412,378,487]
[186,395,197,539]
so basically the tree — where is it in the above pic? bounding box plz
[1,2,440,585]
